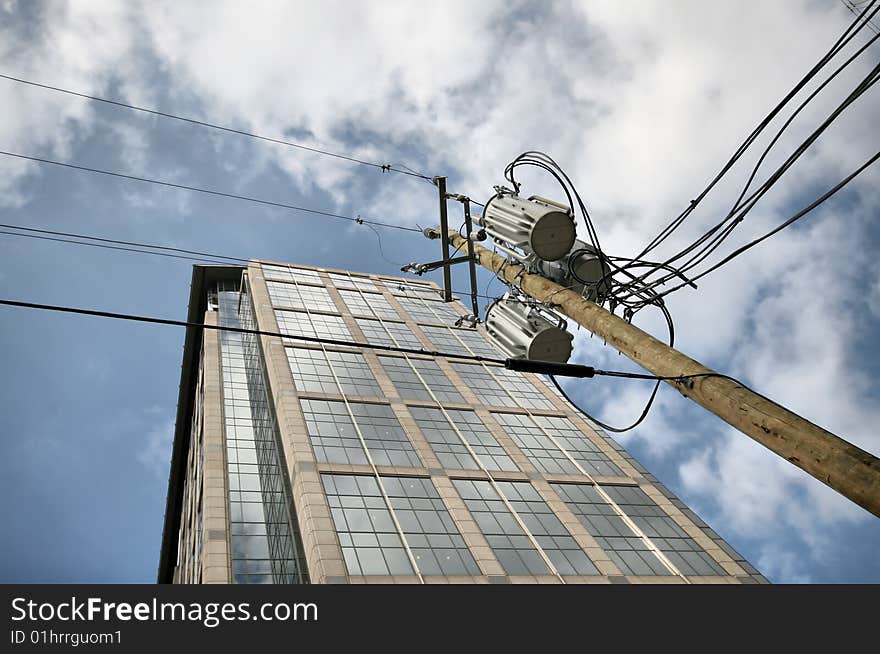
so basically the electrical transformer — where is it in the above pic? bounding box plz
[536,240,611,302]
[485,298,573,363]
[479,194,576,262]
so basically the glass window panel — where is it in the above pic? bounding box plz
[381,278,442,299]
[275,309,351,341]
[356,318,423,348]
[261,264,322,285]
[338,289,399,319]
[449,363,511,407]
[322,474,478,577]
[551,483,726,576]
[410,407,518,472]
[378,356,464,404]
[286,347,381,396]
[328,272,378,292]
[266,280,336,312]
[452,479,596,576]
[396,296,463,324]
[300,399,422,467]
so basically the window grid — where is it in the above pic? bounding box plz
[381,279,441,299]
[328,272,378,292]
[275,310,351,341]
[300,399,422,468]
[261,264,323,285]
[453,479,597,576]
[410,407,518,472]
[493,413,623,477]
[323,474,480,577]
[449,363,512,407]
[378,356,464,404]
[552,483,726,576]
[338,289,400,320]
[355,318,423,349]
[266,280,337,312]
[286,347,381,397]
[397,296,462,324]
[490,367,555,410]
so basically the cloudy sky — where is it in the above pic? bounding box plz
[0,0,878,583]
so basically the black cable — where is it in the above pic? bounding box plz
[552,366,779,434]
[0,222,250,263]
[646,147,880,302]
[363,222,408,267]
[0,297,508,364]
[0,229,236,265]
[0,150,421,233]
[0,73,433,181]
[0,222,497,299]
[633,0,880,262]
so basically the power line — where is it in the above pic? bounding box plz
[0,150,422,233]
[0,297,508,364]
[0,297,755,397]
[0,229,237,265]
[0,222,249,263]
[0,223,502,299]
[0,73,434,181]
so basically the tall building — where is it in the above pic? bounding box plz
[158,261,766,584]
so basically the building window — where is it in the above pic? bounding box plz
[410,407,518,472]
[551,483,726,576]
[355,318,423,349]
[322,474,480,576]
[275,309,351,341]
[396,296,462,324]
[490,367,555,409]
[266,280,337,312]
[380,278,441,299]
[300,399,422,467]
[328,272,378,292]
[449,327,502,359]
[337,289,399,320]
[377,356,464,404]
[286,347,381,397]
[262,264,322,285]
[453,479,598,576]
[492,413,623,477]
[448,363,511,407]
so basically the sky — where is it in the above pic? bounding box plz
[0,0,878,584]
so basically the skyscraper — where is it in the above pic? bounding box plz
[158,261,766,584]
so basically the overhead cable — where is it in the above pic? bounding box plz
[0,73,433,181]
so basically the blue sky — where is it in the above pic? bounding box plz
[0,0,878,583]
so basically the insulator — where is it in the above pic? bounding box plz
[485,298,573,363]
[480,194,576,262]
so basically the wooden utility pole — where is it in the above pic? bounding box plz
[432,227,880,518]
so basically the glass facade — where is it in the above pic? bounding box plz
[167,261,763,584]
[217,282,306,584]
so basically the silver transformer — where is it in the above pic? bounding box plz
[478,194,576,262]
[485,297,573,363]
